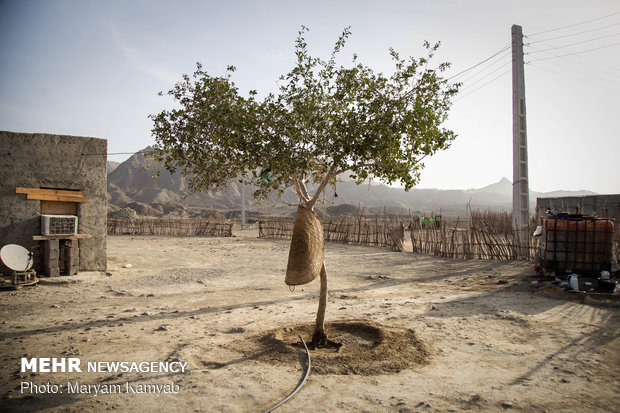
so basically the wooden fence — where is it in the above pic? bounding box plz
[410,210,537,260]
[410,222,536,260]
[107,218,233,237]
[259,215,405,251]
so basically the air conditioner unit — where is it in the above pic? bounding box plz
[41,215,78,235]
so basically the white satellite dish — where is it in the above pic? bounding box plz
[1,244,34,272]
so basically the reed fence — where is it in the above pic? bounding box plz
[107,218,233,237]
[410,211,537,260]
[259,215,405,251]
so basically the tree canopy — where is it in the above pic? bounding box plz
[151,27,460,209]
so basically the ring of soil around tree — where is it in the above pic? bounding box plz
[224,320,429,375]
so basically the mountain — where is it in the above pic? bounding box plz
[107,150,598,216]
[107,150,260,209]
[107,161,120,174]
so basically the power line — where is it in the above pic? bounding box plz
[526,22,620,43]
[524,43,620,80]
[82,150,151,156]
[524,39,620,75]
[525,32,620,54]
[527,41,620,62]
[458,60,512,92]
[526,61,620,93]
[528,11,620,36]
[447,44,510,81]
[453,68,511,102]
[526,56,620,88]
[458,49,511,85]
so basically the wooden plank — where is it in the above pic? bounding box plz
[33,234,91,240]
[16,187,83,197]
[26,193,90,203]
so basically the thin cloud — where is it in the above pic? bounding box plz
[110,21,179,85]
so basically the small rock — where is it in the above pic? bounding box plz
[497,280,509,285]
[156,325,168,331]
[146,294,155,297]
[105,272,113,277]
[50,304,60,308]
[501,401,514,409]
[123,264,132,268]
[226,327,245,334]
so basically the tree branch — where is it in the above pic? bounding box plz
[295,177,311,203]
[306,165,337,210]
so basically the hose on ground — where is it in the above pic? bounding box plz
[263,334,311,412]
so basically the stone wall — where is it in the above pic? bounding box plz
[0,131,107,274]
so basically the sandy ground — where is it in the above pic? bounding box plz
[1,229,619,412]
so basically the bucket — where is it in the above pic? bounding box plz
[598,279,617,293]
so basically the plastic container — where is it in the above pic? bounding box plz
[569,274,579,291]
[542,218,614,274]
[598,279,617,293]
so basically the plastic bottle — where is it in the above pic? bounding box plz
[569,274,579,291]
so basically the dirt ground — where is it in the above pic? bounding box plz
[1,229,619,412]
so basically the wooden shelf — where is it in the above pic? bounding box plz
[33,234,92,240]
[16,187,90,203]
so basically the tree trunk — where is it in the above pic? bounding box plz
[312,262,328,348]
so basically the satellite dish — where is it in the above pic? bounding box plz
[1,244,34,272]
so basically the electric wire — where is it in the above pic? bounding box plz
[81,150,151,156]
[527,56,620,88]
[526,62,620,93]
[457,49,511,85]
[526,22,620,43]
[453,68,511,103]
[524,37,620,76]
[527,41,620,62]
[458,60,512,92]
[528,11,620,36]
[446,43,510,81]
[525,32,620,54]
[524,44,620,85]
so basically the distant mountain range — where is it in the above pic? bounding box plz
[106,151,597,216]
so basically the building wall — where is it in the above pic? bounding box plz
[0,131,107,274]
[536,195,620,220]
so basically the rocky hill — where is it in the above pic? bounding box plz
[107,149,597,217]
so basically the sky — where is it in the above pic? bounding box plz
[1,0,619,194]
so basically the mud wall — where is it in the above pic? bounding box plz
[0,131,107,274]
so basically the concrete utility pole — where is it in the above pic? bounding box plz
[512,24,530,230]
[240,183,246,230]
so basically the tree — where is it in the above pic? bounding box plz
[150,27,460,347]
